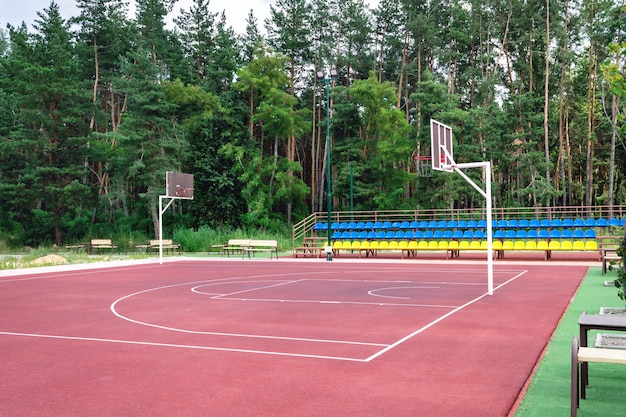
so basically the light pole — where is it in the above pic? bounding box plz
[317,68,338,261]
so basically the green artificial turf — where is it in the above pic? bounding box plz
[514,266,626,417]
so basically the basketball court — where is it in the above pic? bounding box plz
[0,259,589,416]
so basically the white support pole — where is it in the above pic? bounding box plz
[441,150,494,295]
[159,196,176,265]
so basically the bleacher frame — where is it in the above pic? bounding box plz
[292,206,626,259]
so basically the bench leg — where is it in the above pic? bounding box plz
[572,336,578,417]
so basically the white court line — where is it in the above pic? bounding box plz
[209,279,305,299]
[364,269,529,361]
[217,297,458,309]
[0,331,369,362]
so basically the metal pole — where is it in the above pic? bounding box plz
[325,79,333,261]
[350,161,354,220]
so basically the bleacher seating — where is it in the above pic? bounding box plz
[307,215,623,260]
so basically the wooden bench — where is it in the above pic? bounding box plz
[571,336,626,417]
[243,240,278,259]
[293,237,326,258]
[214,239,251,256]
[601,248,621,275]
[89,239,118,254]
[143,239,181,254]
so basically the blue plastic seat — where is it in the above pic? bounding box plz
[572,229,584,239]
[477,220,487,228]
[584,229,596,238]
[409,221,419,229]
[400,221,410,229]
[423,230,434,239]
[443,230,454,239]
[365,221,374,229]
[551,219,562,227]
[473,230,485,239]
[313,222,326,230]
[508,219,519,228]
[561,230,573,239]
[447,220,458,228]
[428,220,438,228]
[382,221,392,229]
[549,229,561,239]
[374,221,383,229]
[331,222,340,230]
[356,221,365,229]
[505,230,516,239]
[518,219,529,228]
[467,220,478,228]
[497,219,508,228]
[494,230,505,239]
[391,221,401,229]
[529,219,540,228]
[516,230,528,239]
[561,218,573,227]
[585,218,597,227]
[573,218,585,227]
[539,219,551,227]
[358,231,368,239]
[609,218,621,227]
[527,230,538,239]
[332,231,342,239]
[404,231,415,239]
[596,218,609,227]
[433,230,444,239]
[457,220,468,228]
[453,230,464,239]
[394,231,405,239]
[413,230,423,239]
[376,231,386,239]
[419,220,429,228]
[339,222,349,230]
[538,229,549,239]
[367,231,377,239]
[463,229,474,239]
[437,220,448,228]
[341,231,351,239]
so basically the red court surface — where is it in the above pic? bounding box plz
[0,259,588,416]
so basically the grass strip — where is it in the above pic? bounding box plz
[514,266,626,417]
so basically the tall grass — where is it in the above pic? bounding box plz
[173,226,291,253]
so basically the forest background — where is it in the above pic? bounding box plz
[1,0,626,248]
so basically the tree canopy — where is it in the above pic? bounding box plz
[0,0,625,246]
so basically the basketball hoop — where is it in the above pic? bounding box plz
[416,156,433,178]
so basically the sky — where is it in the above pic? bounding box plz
[2,0,277,35]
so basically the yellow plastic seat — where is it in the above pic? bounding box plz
[469,241,481,250]
[388,241,399,250]
[427,241,438,249]
[513,240,525,250]
[492,241,503,250]
[525,241,537,250]
[548,240,560,251]
[418,241,429,249]
[332,241,343,249]
[560,240,573,251]
[584,240,598,251]
[360,241,370,250]
[398,241,409,250]
[459,240,470,250]
[408,241,419,250]
[438,241,449,249]
[502,240,514,250]
[537,241,549,251]
[369,241,380,250]
[480,241,489,250]
[448,241,459,250]
[572,240,585,251]
[379,240,389,250]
